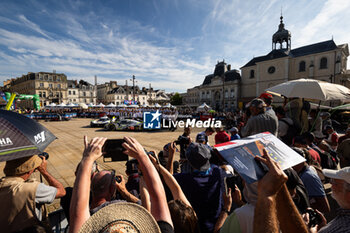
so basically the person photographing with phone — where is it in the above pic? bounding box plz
[69,136,174,233]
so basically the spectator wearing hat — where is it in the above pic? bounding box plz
[0,155,66,232]
[174,143,224,233]
[229,127,241,141]
[315,167,350,233]
[214,127,230,145]
[259,92,277,119]
[241,98,278,137]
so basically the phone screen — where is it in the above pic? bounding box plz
[102,139,128,162]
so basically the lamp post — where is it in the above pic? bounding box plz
[130,75,136,104]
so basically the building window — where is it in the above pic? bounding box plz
[73,99,76,102]
[44,75,48,80]
[43,92,46,98]
[299,61,306,72]
[250,70,255,78]
[225,90,228,98]
[69,90,71,95]
[39,92,42,97]
[230,89,234,97]
[49,84,53,88]
[320,57,328,69]
[73,91,76,95]
[57,77,60,81]
[39,75,43,80]
[57,84,61,88]
[268,66,276,74]
[83,92,86,97]
[40,83,44,87]
[48,76,53,81]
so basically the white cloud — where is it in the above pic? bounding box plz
[294,0,350,46]
[18,14,52,39]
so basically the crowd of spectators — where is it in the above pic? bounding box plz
[1,93,350,233]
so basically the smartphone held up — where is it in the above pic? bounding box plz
[102,139,128,162]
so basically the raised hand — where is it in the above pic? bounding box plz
[255,149,288,197]
[83,136,107,162]
[122,136,147,160]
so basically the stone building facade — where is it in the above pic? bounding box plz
[240,16,349,103]
[67,80,96,104]
[183,61,241,111]
[98,81,167,106]
[2,71,68,108]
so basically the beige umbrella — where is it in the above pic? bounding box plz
[266,78,350,101]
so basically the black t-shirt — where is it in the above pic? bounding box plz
[157,221,174,233]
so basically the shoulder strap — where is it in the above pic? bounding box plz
[280,118,292,127]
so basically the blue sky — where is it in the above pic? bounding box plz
[0,0,349,92]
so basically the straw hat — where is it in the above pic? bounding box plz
[79,202,161,233]
[4,155,42,176]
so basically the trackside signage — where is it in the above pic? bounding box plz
[143,110,222,129]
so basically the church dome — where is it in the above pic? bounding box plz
[272,15,291,50]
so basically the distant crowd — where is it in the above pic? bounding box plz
[1,92,350,233]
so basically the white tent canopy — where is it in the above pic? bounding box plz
[117,104,127,108]
[96,103,105,107]
[106,103,117,108]
[45,103,57,108]
[197,103,212,111]
[79,103,88,109]
[57,103,66,107]
[154,103,161,108]
[164,103,172,108]
[128,104,139,108]
[67,103,77,107]
[88,103,95,107]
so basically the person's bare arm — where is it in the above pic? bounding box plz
[123,137,173,227]
[214,188,232,233]
[276,184,309,233]
[166,142,176,174]
[149,154,190,206]
[115,175,140,203]
[139,176,151,211]
[253,149,288,233]
[37,157,66,198]
[69,136,107,233]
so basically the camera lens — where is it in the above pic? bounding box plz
[39,152,49,160]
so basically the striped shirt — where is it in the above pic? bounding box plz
[241,112,278,137]
[318,209,350,233]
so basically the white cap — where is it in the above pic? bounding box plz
[323,167,350,184]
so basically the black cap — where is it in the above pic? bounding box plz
[185,143,211,171]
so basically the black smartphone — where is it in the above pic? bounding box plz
[102,139,128,162]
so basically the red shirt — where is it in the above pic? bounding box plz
[307,148,321,165]
[215,131,230,145]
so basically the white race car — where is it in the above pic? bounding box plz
[90,116,111,127]
[104,119,143,131]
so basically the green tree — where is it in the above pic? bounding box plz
[170,92,182,105]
